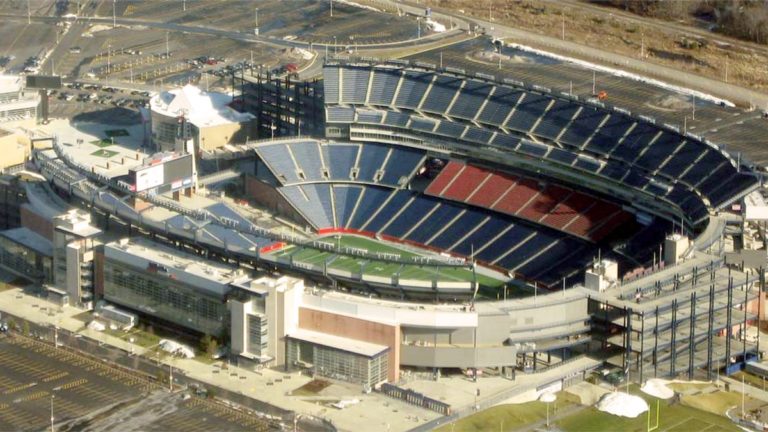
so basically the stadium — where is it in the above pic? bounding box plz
[28,57,764,401]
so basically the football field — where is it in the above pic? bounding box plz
[267,235,508,289]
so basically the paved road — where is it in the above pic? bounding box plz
[392,0,768,108]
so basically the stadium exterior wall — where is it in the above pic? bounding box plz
[298,307,400,382]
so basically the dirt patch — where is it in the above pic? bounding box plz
[292,379,332,396]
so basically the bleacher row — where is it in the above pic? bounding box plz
[424,161,630,241]
[279,182,595,284]
[347,107,711,222]
[255,140,425,187]
[324,64,758,221]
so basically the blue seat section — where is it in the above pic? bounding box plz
[582,114,629,153]
[394,71,433,109]
[517,238,579,276]
[681,151,721,186]
[333,185,363,227]
[206,203,252,228]
[356,109,384,124]
[463,127,494,145]
[573,157,601,172]
[281,184,334,228]
[323,66,339,104]
[453,217,509,254]
[204,224,263,251]
[598,162,627,182]
[369,69,402,106]
[614,123,657,162]
[363,191,412,232]
[436,120,466,138]
[348,186,392,228]
[622,171,649,189]
[496,232,555,269]
[326,106,355,123]
[340,67,370,104]
[421,75,463,114]
[517,141,549,158]
[324,144,359,180]
[561,109,606,148]
[635,132,680,167]
[680,194,708,221]
[476,227,536,265]
[428,209,487,250]
[710,173,756,207]
[644,182,669,197]
[381,196,440,238]
[477,87,522,126]
[448,80,494,120]
[505,93,551,133]
[357,143,390,183]
[697,163,734,196]
[410,116,437,132]
[290,141,324,181]
[405,204,463,244]
[532,100,579,141]
[383,111,411,128]
[381,146,424,185]
[256,144,300,184]
[547,148,577,165]
[491,134,521,150]
[659,141,700,178]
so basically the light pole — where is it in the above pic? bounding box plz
[50,394,55,432]
[330,0,333,17]
[540,392,556,429]
[112,0,116,29]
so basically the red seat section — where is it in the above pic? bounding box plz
[518,185,570,221]
[425,161,463,196]
[443,165,489,201]
[423,160,631,241]
[467,173,517,208]
[494,178,540,215]
[542,193,593,229]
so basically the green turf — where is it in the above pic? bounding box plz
[442,385,741,432]
[268,235,508,288]
[104,129,130,137]
[556,385,740,432]
[90,139,114,147]
[90,149,119,158]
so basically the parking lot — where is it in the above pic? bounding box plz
[0,334,271,431]
[0,334,149,431]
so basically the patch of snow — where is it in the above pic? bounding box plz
[426,19,446,33]
[641,379,675,399]
[505,42,735,108]
[159,339,195,358]
[87,320,106,331]
[597,392,649,418]
[335,0,382,13]
[293,47,314,60]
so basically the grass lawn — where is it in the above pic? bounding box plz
[104,327,161,348]
[557,385,741,432]
[90,149,119,158]
[732,371,768,391]
[437,394,577,432]
[442,385,742,432]
[90,139,114,147]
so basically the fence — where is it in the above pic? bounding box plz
[379,383,451,415]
